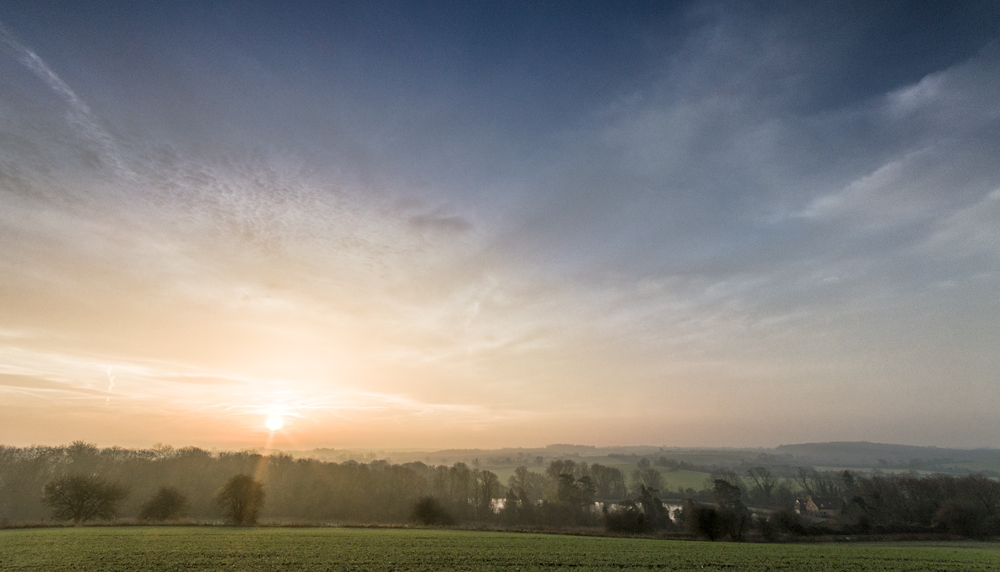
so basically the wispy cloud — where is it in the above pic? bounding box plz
[0,21,135,180]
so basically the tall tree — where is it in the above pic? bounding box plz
[590,464,627,499]
[448,463,474,520]
[796,467,842,498]
[712,479,750,540]
[507,466,548,504]
[746,467,776,506]
[631,459,663,493]
[476,470,501,520]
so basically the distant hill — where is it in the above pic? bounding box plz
[775,441,1000,468]
[283,442,1000,475]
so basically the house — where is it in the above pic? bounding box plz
[802,495,842,518]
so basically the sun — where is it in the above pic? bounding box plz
[266,415,284,431]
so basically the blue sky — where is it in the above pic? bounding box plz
[1,1,999,449]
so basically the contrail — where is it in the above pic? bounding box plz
[0,21,136,180]
[106,366,115,406]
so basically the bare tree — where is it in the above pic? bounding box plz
[507,466,547,503]
[42,474,128,523]
[476,470,501,519]
[215,475,265,525]
[712,479,750,541]
[746,467,776,506]
[631,458,663,493]
[796,467,841,497]
[590,464,627,499]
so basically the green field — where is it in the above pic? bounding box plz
[487,464,710,495]
[2,527,999,571]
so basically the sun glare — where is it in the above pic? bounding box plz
[266,415,283,431]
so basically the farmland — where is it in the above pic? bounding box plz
[2,527,999,571]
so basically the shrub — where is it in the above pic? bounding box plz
[772,507,806,536]
[934,499,988,537]
[412,496,453,525]
[755,513,778,542]
[684,501,721,541]
[603,500,647,533]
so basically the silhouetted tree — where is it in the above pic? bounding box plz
[708,469,746,495]
[631,459,663,492]
[795,467,841,497]
[772,507,806,536]
[538,472,598,526]
[476,470,502,520]
[42,474,128,523]
[215,474,265,525]
[754,513,778,541]
[934,499,987,537]
[712,479,750,540]
[684,500,721,540]
[447,463,474,520]
[499,488,521,525]
[746,467,776,506]
[603,499,647,533]
[508,466,548,503]
[578,476,597,507]
[590,464,627,499]
[139,486,189,521]
[635,484,673,530]
[546,459,587,481]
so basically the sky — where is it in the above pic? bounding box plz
[1,1,999,451]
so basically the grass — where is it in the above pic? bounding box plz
[2,527,1000,571]
[656,469,711,492]
[601,464,710,493]
[941,460,1000,473]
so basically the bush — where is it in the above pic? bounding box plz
[934,499,988,537]
[412,496,453,525]
[139,486,189,522]
[772,507,806,536]
[603,500,647,533]
[684,501,721,541]
[755,513,778,542]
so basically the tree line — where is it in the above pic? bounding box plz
[3,442,999,539]
[675,468,1000,540]
[0,443,630,526]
